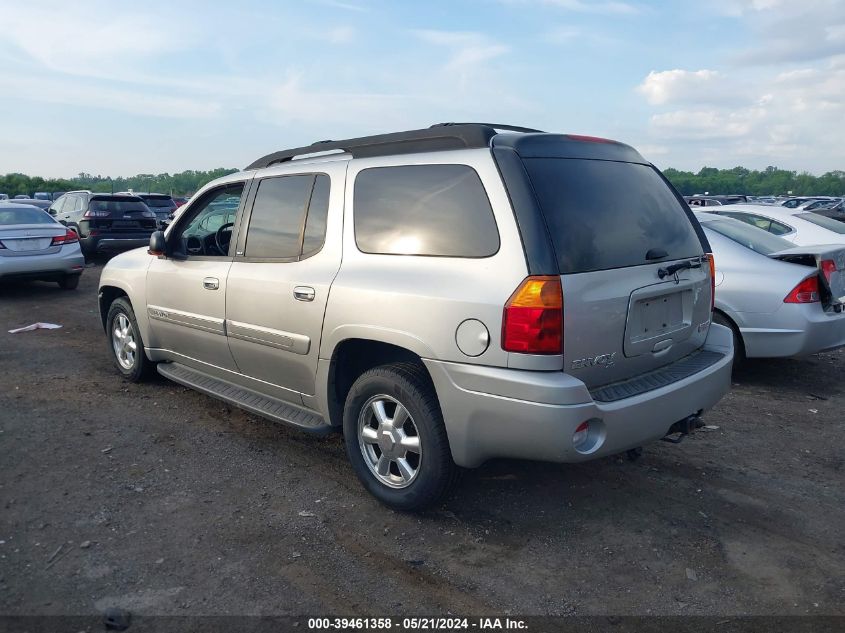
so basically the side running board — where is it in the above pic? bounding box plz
[157,362,332,435]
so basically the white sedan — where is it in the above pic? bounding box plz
[0,203,85,289]
[703,204,845,246]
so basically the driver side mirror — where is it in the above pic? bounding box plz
[48,208,57,216]
[148,231,167,257]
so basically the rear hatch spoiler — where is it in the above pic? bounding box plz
[769,245,845,308]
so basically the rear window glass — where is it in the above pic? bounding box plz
[523,159,703,274]
[0,207,55,225]
[701,218,792,255]
[142,197,175,208]
[354,165,499,257]
[796,213,845,234]
[89,197,148,213]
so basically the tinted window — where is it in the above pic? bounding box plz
[354,165,499,257]
[245,175,315,258]
[302,175,330,256]
[0,207,56,225]
[701,218,792,255]
[524,159,703,274]
[797,213,845,234]
[142,197,176,209]
[88,197,148,213]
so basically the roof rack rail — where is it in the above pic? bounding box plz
[431,122,545,134]
[246,123,537,170]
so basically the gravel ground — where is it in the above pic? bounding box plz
[1,264,843,617]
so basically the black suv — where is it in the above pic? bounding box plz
[49,192,157,257]
[118,192,177,227]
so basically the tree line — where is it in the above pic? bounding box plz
[1,165,843,199]
[664,166,844,196]
[0,169,239,198]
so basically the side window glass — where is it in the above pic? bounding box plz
[354,164,499,257]
[173,184,244,257]
[244,174,322,259]
[769,221,792,236]
[302,175,330,256]
[50,196,66,213]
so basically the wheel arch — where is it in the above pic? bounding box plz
[713,307,746,359]
[322,337,435,428]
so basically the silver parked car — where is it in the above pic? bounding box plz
[0,203,85,289]
[98,123,733,510]
[696,213,845,358]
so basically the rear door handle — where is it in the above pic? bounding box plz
[293,286,315,302]
[203,277,220,290]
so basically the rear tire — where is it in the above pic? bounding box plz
[713,311,745,364]
[57,274,80,290]
[106,298,155,382]
[343,362,460,512]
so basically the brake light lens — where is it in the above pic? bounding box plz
[821,259,836,283]
[707,253,715,311]
[83,209,110,218]
[565,134,615,144]
[784,276,820,304]
[502,276,563,354]
[51,229,79,246]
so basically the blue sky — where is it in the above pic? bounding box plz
[0,0,843,177]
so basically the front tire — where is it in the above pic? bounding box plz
[343,362,460,511]
[106,298,154,382]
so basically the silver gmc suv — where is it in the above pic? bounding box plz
[98,123,733,510]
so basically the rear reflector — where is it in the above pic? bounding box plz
[784,276,820,304]
[51,229,79,246]
[502,276,563,354]
[707,253,715,311]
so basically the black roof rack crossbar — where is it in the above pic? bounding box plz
[246,123,520,170]
[431,122,545,134]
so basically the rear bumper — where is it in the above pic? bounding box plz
[0,245,85,280]
[81,235,152,254]
[737,303,845,358]
[425,323,734,468]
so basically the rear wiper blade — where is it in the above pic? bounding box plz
[658,259,701,279]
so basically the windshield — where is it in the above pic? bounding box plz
[523,158,703,274]
[701,218,793,255]
[796,213,845,234]
[0,207,56,225]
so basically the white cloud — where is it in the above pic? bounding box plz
[0,3,191,78]
[414,30,509,75]
[637,70,724,105]
[502,0,640,15]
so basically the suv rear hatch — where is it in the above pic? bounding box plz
[504,137,713,389]
[83,196,157,233]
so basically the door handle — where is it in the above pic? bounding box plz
[203,277,220,290]
[293,286,315,302]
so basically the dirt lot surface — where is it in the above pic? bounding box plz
[1,264,843,618]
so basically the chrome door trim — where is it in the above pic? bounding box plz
[226,320,311,355]
[147,305,226,335]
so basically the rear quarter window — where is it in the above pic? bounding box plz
[796,213,845,234]
[523,159,703,274]
[353,164,499,257]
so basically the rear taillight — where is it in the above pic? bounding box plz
[502,276,563,354]
[821,259,836,283]
[707,253,715,311]
[51,229,79,246]
[83,209,110,218]
[784,276,820,304]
